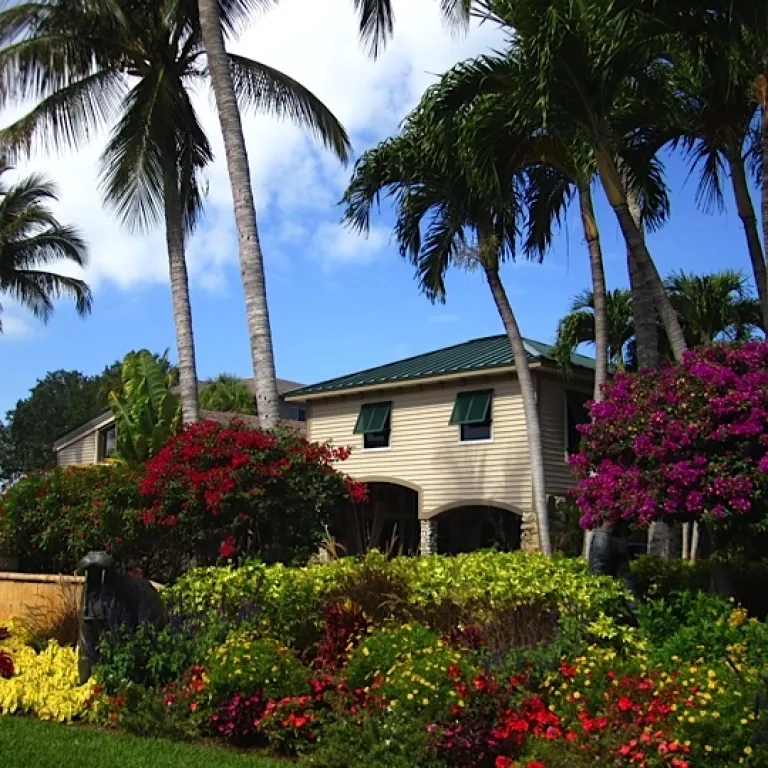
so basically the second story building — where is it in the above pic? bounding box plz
[284,336,594,556]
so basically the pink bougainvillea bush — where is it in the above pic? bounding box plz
[140,421,368,566]
[571,342,768,539]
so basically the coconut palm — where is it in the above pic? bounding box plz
[0,0,349,425]
[199,373,255,414]
[554,289,634,373]
[343,90,552,555]
[0,167,91,332]
[196,0,469,428]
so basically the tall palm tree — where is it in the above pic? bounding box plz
[478,0,688,362]
[343,91,552,555]
[668,23,768,328]
[196,0,468,428]
[0,0,349,425]
[554,289,634,373]
[0,167,91,331]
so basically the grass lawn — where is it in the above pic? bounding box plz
[0,715,287,768]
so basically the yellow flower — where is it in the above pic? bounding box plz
[422,698,429,706]
[705,745,712,753]
[712,712,720,719]
[572,691,581,700]
[407,694,413,700]
[362,647,370,656]
[744,747,753,756]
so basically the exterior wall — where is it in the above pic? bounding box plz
[56,431,98,467]
[537,374,592,497]
[307,374,531,521]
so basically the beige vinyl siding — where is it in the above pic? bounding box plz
[538,376,591,496]
[308,374,531,519]
[56,432,97,467]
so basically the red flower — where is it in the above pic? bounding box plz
[618,696,633,712]
[0,650,14,679]
[219,536,236,559]
[495,758,513,768]
[526,762,546,768]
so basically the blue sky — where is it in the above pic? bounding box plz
[0,0,758,418]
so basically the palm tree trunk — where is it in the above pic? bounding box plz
[164,179,200,425]
[626,193,659,370]
[484,263,551,556]
[197,0,280,428]
[577,181,607,560]
[595,151,687,363]
[577,181,608,403]
[727,145,768,329]
[625,183,676,559]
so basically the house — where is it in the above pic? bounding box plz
[283,336,594,555]
[53,378,306,467]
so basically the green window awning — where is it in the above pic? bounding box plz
[353,402,392,434]
[449,390,492,425]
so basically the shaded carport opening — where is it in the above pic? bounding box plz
[341,482,420,556]
[436,505,521,554]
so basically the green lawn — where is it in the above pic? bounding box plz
[0,715,286,768]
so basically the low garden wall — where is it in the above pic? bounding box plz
[0,571,82,624]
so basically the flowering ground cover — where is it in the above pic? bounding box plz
[1,552,766,767]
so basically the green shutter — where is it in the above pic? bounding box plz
[449,390,492,425]
[353,402,392,434]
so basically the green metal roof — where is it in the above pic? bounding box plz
[285,335,595,398]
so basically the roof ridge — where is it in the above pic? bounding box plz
[284,333,510,395]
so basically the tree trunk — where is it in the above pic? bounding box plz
[164,179,200,424]
[626,193,659,370]
[727,144,768,329]
[690,522,700,561]
[577,181,607,560]
[625,185,677,559]
[484,264,551,556]
[596,150,687,363]
[197,0,280,428]
[577,181,608,403]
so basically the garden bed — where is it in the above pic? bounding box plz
[1,551,767,767]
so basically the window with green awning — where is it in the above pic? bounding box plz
[449,390,493,425]
[354,402,392,434]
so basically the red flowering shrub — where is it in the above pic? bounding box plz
[572,343,768,543]
[141,421,367,565]
[0,464,162,575]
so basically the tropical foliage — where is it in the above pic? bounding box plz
[109,350,180,463]
[0,0,350,426]
[0,167,91,334]
[199,375,255,415]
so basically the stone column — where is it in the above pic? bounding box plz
[419,518,438,556]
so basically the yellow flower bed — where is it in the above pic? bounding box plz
[0,622,94,722]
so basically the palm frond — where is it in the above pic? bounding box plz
[1,269,91,321]
[352,0,394,58]
[228,54,351,164]
[522,162,573,261]
[0,69,125,161]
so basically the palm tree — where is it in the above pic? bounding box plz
[478,0,688,362]
[665,270,763,346]
[668,22,768,328]
[0,0,349,426]
[199,374,256,414]
[196,0,469,428]
[343,91,552,555]
[0,167,91,331]
[554,289,634,373]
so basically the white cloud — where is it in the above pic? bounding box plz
[3,0,503,291]
[312,221,390,266]
[0,305,36,339]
